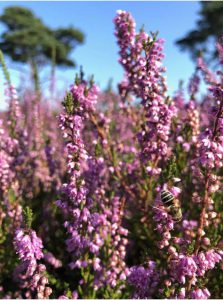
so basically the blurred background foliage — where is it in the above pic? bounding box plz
[176,1,223,64]
[0,6,84,92]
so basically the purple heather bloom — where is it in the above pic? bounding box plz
[128,262,159,298]
[114,10,175,168]
[190,288,211,299]
[13,229,52,298]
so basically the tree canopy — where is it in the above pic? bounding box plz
[0,6,84,90]
[176,2,223,62]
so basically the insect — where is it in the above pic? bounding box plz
[160,189,182,222]
[148,178,182,222]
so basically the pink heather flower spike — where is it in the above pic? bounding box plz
[13,228,52,299]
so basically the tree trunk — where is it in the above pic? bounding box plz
[31,60,40,95]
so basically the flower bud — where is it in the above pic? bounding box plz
[203,237,210,245]
[198,228,205,237]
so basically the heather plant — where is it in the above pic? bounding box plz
[1,9,223,300]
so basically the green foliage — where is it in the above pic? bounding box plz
[62,92,74,114]
[0,49,11,85]
[161,156,177,184]
[176,2,223,61]
[0,6,84,89]
[23,206,33,229]
[187,240,196,255]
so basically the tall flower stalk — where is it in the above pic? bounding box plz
[13,207,52,299]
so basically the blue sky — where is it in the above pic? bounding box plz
[0,1,200,109]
